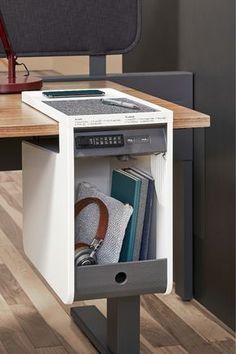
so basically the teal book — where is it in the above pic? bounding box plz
[125,168,149,261]
[111,169,141,262]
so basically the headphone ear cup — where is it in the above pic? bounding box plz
[75,246,97,266]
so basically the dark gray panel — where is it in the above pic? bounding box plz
[123,0,178,72]
[44,72,193,108]
[74,259,167,300]
[178,0,235,330]
[0,0,141,56]
[173,129,193,161]
[0,138,22,171]
[107,72,193,109]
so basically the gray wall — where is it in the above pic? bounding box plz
[124,0,235,330]
[178,0,235,331]
[124,0,178,72]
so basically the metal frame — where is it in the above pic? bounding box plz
[89,55,106,76]
[71,296,140,354]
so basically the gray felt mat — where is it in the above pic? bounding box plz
[43,98,158,116]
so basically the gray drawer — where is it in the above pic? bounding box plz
[74,258,167,300]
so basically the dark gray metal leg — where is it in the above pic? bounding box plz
[71,296,140,354]
[71,305,111,354]
[174,160,193,300]
[107,296,140,354]
[182,161,193,300]
[89,55,106,76]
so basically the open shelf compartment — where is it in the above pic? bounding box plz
[74,138,172,300]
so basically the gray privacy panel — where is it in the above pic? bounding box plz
[43,98,158,116]
[0,0,141,56]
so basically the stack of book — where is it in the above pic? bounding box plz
[111,168,155,262]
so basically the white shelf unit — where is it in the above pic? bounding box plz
[22,88,173,304]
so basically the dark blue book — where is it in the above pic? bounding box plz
[111,169,141,262]
[128,168,154,260]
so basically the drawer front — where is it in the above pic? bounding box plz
[74,259,167,300]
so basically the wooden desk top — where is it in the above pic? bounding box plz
[0,80,210,138]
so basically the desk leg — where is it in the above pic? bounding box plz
[71,296,140,354]
[107,296,140,354]
[174,160,193,301]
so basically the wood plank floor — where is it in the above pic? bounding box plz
[0,171,235,354]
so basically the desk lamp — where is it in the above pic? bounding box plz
[0,10,42,93]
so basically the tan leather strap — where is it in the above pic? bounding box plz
[74,197,109,249]
[75,242,89,251]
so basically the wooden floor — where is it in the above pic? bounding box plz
[0,171,235,354]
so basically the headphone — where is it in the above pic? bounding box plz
[74,197,109,266]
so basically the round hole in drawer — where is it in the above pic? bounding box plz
[115,272,127,285]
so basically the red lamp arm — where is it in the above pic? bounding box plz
[0,9,42,93]
[0,11,16,79]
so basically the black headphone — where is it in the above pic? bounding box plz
[74,197,109,266]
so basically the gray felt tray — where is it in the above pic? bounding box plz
[43,98,158,116]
